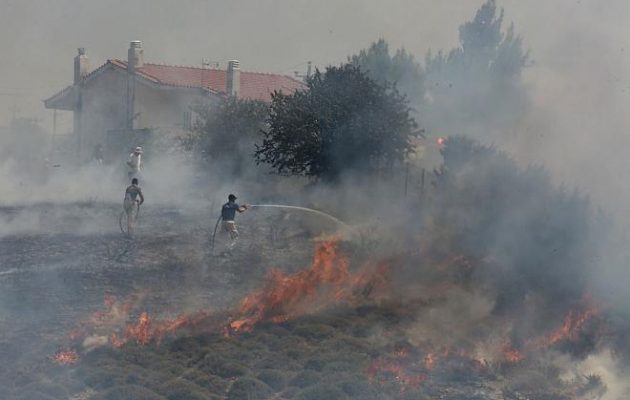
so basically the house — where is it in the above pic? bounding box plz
[44,41,304,161]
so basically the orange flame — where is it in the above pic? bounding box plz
[67,294,142,344]
[110,311,209,348]
[541,303,600,347]
[368,359,427,391]
[502,342,525,363]
[229,239,389,333]
[424,352,437,370]
[52,350,80,365]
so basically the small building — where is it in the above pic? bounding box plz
[44,41,304,161]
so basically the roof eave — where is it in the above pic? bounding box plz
[44,86,76,110]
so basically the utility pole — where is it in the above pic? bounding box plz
[294,61,313,82]
[50,109,57,159]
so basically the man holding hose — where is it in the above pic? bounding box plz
[221,194,248,251]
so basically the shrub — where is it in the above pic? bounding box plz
[293,324,337,340]
[159,379,208,400]
[257,369,288,391]
[79,367,126,390]
[227,377,273,400]
[296,384,349,400]
[13,391,58,400]
[96,384,166,400]
[289,370,321,388]
[23,381,69,399]
[179,369,227,395]
[201,354,248,378]
[338,377,377,399]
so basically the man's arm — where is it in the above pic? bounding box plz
[237,204,248,213]
[138,189,145,205]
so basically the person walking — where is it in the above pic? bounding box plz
[123,178,144,235]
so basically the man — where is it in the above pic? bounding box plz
[221,194,248,250]
[123,178,144,235]
[127,146,143,180]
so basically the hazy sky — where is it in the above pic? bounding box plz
[1,0,630,212]
[1,1,628,125]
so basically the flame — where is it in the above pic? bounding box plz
[424,352,437,369]
[52,350,80,365]
[53,238,390,361]
[110,311,209,348]
[125,312,153,345]
[501,342,525,363]
[368,359,427,392]
[229,239,389,333]
[67,294,143,344]
[540,300,600,347]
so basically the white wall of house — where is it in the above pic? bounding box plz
[76,68,215,160]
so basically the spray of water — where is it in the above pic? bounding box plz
[249,204,351,229]
[210,204,351,253]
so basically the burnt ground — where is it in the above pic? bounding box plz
[0,203,608,400]
[0,202,317,396]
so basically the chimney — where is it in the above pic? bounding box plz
[74,48,90,84]
[127,40,144,72]
[226,60,240,97]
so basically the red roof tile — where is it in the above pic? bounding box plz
[114,59,304,102]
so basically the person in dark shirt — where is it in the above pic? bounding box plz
[221,194,248,250]
[123,178,144,235]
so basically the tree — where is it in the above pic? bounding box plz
[190,97,269,175]
[423,0,530,141]
[349,39,425,107]
[255,64,417,181]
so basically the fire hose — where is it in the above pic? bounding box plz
[210,204,351,254]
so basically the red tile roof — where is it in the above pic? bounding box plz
[112,59,304,102]
[45,59,304,109]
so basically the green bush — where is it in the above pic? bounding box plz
[303,357,328,371]
[79,367,126,390]
[293,324,337,340]
[227,377,273,400]
[257,369,288,391]
[296,384,349,400]
[338,377,377,399]
[168,337,202,355]
[159,378,208,400]
[321,360,355,373]
[96,384,166,400]
[289,370,321,388]
[179,369,227,394]
[82,346,122,366]
[253,356,300,371]
[23,381,69,399]
[201,354,248,378]
[13,390,58,400]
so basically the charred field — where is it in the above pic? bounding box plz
[0,180,626,400]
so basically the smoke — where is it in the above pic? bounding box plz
[3,1,630,399]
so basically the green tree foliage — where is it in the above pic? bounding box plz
[424,0,530,140]
[255,64,417,181]
[190,97,268,175]
[349,39,425,106]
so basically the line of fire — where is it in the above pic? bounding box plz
[2,1,630,400]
